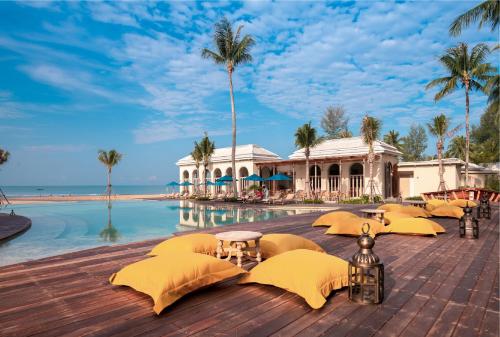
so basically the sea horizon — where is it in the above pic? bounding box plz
[0,185,169,197]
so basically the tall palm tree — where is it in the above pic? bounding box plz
[449,0,499,36]
[383,130,403,151]
[0,148,9,166]
[427,114,461,195]
[191,142,203,193]
[426,42,495,186]
[97,149,122,203]
[198,133,215,196]
[202,17,255,198]
[446,136,467,160]
[361,115,381,203]
[294,122,321,198]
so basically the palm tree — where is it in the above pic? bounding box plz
[486,74,499,115]
[0,148,9,166]
[294,122,321,198]
[338,129,353,138]
[449,0,499,36]
[97,149,122,203]
[361,115,382,203]
[383,130,403,151]
[427,114,461,195]
[446,136,467,160]
[426,42,495,186]
[202,17,255,198]
[191,142,203,193]
[198,133,215,196]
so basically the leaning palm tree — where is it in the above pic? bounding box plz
[446,136,467,160]
[294,122,321,198]
[449,0,499,36]
[361,115,382,203]
[97,149,122,203]
[0,148,9,166]
[198,133,215,196]
[202,17,255,198]
[427,114,461,196]
[191,142,203,193]
[426,42,495,186]
[383,130,403,151]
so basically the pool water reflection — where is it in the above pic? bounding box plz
[0,200,317,266]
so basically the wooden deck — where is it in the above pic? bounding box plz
[0,206,498,337]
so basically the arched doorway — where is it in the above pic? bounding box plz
[309,165,321,193]
[384,162,393,198]
[239,167,249,192]
[182,170,190,194]
[261,166,272,190]
[192,169,199,192]
[328,164,340,192]
[349,163,364,198]
[213,168,222,193]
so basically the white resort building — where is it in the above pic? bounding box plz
[177,137,499,199]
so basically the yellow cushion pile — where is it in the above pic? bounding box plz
[312,211,358,227]
[377,203,404,212]
[258,234,325,259]
[386,218,446,236]
[448,199,477,208]
[148,233,218,256]
[430,205,464,219]
[239,249,348,309]
[325,217,387,237]
[110,253,246,314]
[426,199,447,211]
[398,205,431,218]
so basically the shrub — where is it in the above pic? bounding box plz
[224,197,239,202]
[405,196,423,201]
[303,199,324,204]
[196,196,210,201]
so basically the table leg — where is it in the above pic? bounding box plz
[255,239,262,263]
[216,239,223,259]
[236,242,243,268]
[226,241,234,261]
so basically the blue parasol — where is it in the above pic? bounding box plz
[243,174,264,182]
[166,181,179,186]
[217,175,237,182]
[265,173,292,181]
[179,181,193,186]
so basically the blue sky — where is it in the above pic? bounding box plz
[0,1,496,186]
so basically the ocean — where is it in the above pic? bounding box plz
[0,185,168,197]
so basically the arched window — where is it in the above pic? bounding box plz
[349,163,364,197]
[239,167,249,191]
[309,165,321,192]
[328,164,340,192]
[192,170,199,192]
[261,166,272,189]
[225,167,233,177]
[182,170,189,181]
[213,168,222,193]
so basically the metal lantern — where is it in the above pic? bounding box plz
[459,202,479,239]
[348,223,384,304]
[477,194,491,219]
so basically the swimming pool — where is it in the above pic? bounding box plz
[0,200,316,266]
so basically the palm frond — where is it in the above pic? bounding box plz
[449,0,499,36]
[201,48,225,64]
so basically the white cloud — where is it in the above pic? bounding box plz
[23,144,89,153]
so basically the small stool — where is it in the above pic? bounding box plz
[360,209,386,225]
[215,231,263,268]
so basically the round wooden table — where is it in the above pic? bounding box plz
[360,209,386,225]
[215,231,263,268]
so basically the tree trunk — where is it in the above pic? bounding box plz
[437,139,446,197]
[464,84,470,187]
[107,168,111,204]
[368,147,374,203]
[228,69,237,198]
[305,151,310,199]
[203,163,207,196]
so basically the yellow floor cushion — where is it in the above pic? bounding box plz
[426,199,448,211]
[239,249,348,309]
[448,199,477,208]
[148,233,218,256]
[430,205,464,219]
[110,253,246,314]
[312,211,358,227]
[386,218,445,236]
[385,211,413,224]
[377,203,404,212]
[258,234,325,259]
[399,205,431,218]
[325,218,387,237]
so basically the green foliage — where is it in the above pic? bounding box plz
[196,196,211,201]
[224,197,239,202]
[401,124,428,161]
[199,132,215,166]
[97,149,122,171]
[0,148,10,166]
[340,195,382,204]
[446,136,466,160]
[303,199,324,204]
[295,122,321,156]
[471,107,500,163]
[247,184,260,191]
[383,130,403,151]
[321,106,351,139]
[449,0,499,36]
[486,74,499,116]
[360,115,381,147]
[191,142,203,168]
[405,196,424,201]
[484,174,500,192]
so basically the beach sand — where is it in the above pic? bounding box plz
[8,194,168,204]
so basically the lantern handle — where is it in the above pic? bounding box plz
[362,222,371,234]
